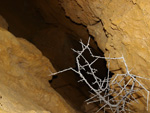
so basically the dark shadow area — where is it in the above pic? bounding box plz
[0,0,110,112]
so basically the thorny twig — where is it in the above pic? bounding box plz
[50,38,150,113]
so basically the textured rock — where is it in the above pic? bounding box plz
[60,0,99,25]
[60,0,150,112]
[0,27,76,113]
[87,22,107,52]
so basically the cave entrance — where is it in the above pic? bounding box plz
[0,0,109,112]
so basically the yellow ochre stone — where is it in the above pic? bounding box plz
[0,28,76,113]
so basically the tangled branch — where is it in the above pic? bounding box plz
[50,38,150,113]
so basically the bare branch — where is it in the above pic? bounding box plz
[49,38,150,113]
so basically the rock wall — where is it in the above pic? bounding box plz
[0,26,77,113]
[60,0,150,112]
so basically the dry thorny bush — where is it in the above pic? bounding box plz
[50,38,150,113]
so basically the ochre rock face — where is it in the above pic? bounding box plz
[0,28,76,113]
[60,0,150,112]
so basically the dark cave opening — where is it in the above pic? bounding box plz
[0,0,110,112]
[49,40,112,112]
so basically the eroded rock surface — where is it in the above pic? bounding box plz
[0,27,76,113]
[60,0,150,112]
